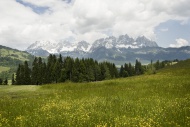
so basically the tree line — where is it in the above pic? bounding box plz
[1,54,176,85]
[14,54,120,85]
[14,54,146,85]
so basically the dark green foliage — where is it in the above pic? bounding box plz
[3,78,8,85]
[15,64,21,85]
[154,60,166,70]
[14,54,119,84]
[135,59,144,75]
[120,60,144,78]
[31,57,39,85]
[0,78,3,85]
[15,54,174,85]
[15,61,31,85]
[24,61,31,85]
[12,74,15,85]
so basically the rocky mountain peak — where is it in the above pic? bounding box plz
[136,36,158,47]
[26,34,159,56]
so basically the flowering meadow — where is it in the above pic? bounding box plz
[0,60,190,127]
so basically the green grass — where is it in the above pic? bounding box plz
[0,48,30,61]
[0,60,190,127]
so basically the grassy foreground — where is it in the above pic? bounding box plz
[0,60,190,127]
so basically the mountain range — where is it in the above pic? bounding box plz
[26,34,190,64]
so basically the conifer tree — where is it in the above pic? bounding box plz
[24,61,31,85]
[12,74,15,85]
[135,60,144,75]
[42,62,47,84]
[0,78,2,85]
[111,63,119,78]
[72,58,80,82]
[20,65,25,84]
[4,78,8,85]
[16,64,21,85]
[128,62,135,76]
[100,63,111,80]
[63,57,74,81]
[79,60,87,82]
[94,64,101,81]
[37,57,44,85]
[53,59,61,83]
[31,57,38,85]
[58,68,67,82]
[119,65,124,77]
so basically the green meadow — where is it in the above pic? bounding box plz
[0,60,190,127]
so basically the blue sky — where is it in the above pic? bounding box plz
[16,0,50,14]
[155,20,190,47]
[0,0,190,50]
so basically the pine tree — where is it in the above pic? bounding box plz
[135,60,144,75]
[31,57,38,85]
[63,57,74,81]
[4,78,8,85]
[12,74,15,85]
[58,68,67,82]
[128,62,135,76]
[124,63,129,77]
[24,61,31,85]
[53,59,61,83]
[94,64,101,81]
[79,60,87,82]
[15,64,21,85]
[119,65,124,77]
[37,57,44,85]
[42,62,47,84]
[113,63,119,78]
[155,60,160,70]
[71,58,80,82]
[20,65,25,84]
[0,78,3,85]
[100,63,111,80]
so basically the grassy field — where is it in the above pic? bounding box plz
[0,48,30,61]
[0,60,190,127]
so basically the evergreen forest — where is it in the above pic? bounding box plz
[13,54,151,85]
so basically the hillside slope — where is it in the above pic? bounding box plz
[0,59,189,126]
[0,45,34,79]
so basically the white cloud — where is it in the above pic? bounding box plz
[0,0,190,50]
[170,38,189,48]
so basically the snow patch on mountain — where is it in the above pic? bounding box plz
[26,34,159,55]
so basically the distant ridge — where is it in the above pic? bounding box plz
[26,34,190,64]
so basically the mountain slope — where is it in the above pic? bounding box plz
[26,34,190,64]
[0,45,34,79]
[0,59,189,126]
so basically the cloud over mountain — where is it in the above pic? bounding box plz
[0,0,190,50]
[170,38,189,48]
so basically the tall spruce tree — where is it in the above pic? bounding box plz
[0,78,2,85]
[12,74,15,85]
[119,65,124,77]
[79,60,87,82]
[94,64,101,81]
[135,60,143,75]
[72,58,80,82]
[4,78,8,85]
[37,57,44,85]
[24,61,31,85]
[20,65,25,84]
[31,57,38,85]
